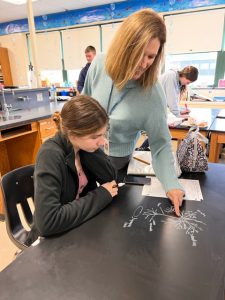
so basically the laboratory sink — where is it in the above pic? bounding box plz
[10,108,23,112]
[0,113,22,122]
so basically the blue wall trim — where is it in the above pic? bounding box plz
[0,0,225,36]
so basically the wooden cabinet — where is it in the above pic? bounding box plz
[0,47,13,86]
[0,117,57,216]
[38,118,57,142]
[0,170,4,219]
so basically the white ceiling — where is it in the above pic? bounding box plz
[0,0,125,23]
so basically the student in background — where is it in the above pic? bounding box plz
[83,9,184,216]
[29,95,117,241]
[77,46,96,93]
[160,66,199,117]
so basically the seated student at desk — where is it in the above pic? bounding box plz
[27,95,118,242]
[160,66,199,117]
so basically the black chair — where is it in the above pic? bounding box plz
[1,165,35,250]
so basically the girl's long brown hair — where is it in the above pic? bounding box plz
[53,95,109,138]
[179,66,198,94]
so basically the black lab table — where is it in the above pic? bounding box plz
[0,163,224,300]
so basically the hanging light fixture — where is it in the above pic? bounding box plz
[2,0,38,5]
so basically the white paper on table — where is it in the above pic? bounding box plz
[142,177,203,201]
[167,109,185,127]
[217,109,225,118]
[127,151,181,177]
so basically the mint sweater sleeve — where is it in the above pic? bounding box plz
[143,83,184,193]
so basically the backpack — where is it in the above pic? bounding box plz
[177,126,208,172]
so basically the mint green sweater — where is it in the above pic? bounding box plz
[83,54,183,192]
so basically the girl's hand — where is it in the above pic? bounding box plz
[102,180,118,197]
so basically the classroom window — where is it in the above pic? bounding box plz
[67,69,82,88]
[62,27,100,70]
[40,70,63,86]
[165,52,217,88]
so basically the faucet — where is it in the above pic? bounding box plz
[0,86,6,109]
[1,88,11,109]
[3,103,12,110]
[0,86,11,119]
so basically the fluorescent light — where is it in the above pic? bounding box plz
[2,0,38,5]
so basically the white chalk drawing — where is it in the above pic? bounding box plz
[123,203,206,246]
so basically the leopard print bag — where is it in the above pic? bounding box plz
[177,126,208,172]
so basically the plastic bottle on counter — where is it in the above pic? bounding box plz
[49,85,57,102]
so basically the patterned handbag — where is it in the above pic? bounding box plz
[177,126,208,172]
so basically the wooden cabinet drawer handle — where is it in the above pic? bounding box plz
[45,127,54,130]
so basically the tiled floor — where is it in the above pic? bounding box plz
[0,140,224,272]
[0,221,19,271]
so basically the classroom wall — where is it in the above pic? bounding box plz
[164,9,225,54]
[0,22,124,86]
[0,33,29,86]
[0,0,224,35]
[61,27,101,70]
[0,1,225,87]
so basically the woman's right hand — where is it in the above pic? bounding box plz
[180,109,191,115]
[102,180,118,197]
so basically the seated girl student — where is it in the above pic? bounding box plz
[31,95,118,238]
[83,9,184,216]
[160,66,199,117]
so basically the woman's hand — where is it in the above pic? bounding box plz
[102,180,118,197]
[180,108,191,115]
[166,189,185,217]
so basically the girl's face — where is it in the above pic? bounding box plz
[180,76,192,86]
[132,37,160,80]
[68,125,107,153]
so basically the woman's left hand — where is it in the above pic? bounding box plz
[166,189,185,217]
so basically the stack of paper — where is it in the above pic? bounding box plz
[190,94,213,102]
[142,177,203,201]
[127,151,181,177]
[217,109,225,118]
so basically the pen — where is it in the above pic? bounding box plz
[133,156,150,165]
[113,183,125,188]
